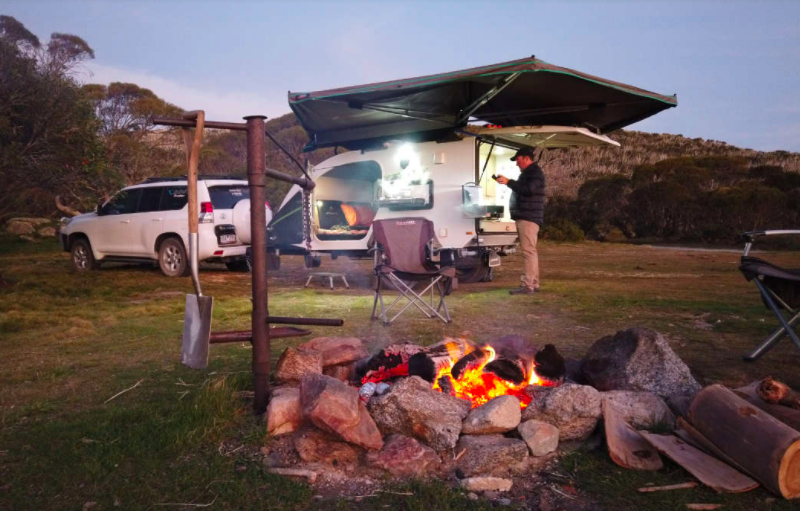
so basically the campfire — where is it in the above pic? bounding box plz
[359,337,565,408]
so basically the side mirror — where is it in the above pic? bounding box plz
[96,200,106,215]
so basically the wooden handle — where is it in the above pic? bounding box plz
[182,111,205,235]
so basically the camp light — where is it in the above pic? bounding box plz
[378,144,432,209]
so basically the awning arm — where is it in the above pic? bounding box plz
[456,71,522,125]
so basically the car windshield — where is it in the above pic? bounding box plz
[208,185,250,209]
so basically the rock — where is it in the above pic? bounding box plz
[462,395,521,434]
[581,328,701,399]
[459,476,513,492]
[455,434,529,477]
[275,347,322,383]
[468,492,479,500]
[498,497,512,505]
[297,336,368,367]
[366,434,440,477]
[266,386,302,436]
[518,419,559,456]
[601,390,675,429]
[5,220,35,235]
[522,382,601,441]
[293,427,361,465]
[37,226,56,237]
[323,362,355,382]
[367,376,471,450]
[665,393,693,418]
[300,374,383,450]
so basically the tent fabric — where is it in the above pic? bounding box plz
[288,56,678,151]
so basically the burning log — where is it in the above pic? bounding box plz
[688,384,800,499]
[534,344,566,385]
[437,374,456,397]
[452,347,492,380]
[758,376,800,410]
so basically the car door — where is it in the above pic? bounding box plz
[92,188,142,255]
[130,186,164,257]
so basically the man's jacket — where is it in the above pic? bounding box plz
[507,162,545,226]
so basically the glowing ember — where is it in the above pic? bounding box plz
[432,345,558,408]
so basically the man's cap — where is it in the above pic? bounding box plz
[510,147,535,161]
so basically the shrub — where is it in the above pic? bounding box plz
[542,218,585,242]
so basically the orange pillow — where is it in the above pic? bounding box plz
[354,205,375,226]
[340,203,358,226]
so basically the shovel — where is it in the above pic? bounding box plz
[180,111,213,369]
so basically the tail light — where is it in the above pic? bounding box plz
[265,200,270,209]
[199,201,214,223]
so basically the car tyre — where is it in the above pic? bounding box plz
[70,238,99,272]
[158,237,189,277]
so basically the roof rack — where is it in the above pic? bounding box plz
[141,175,246,184]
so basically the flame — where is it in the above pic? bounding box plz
[432,345,557,408]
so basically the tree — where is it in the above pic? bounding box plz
[0,15,110,221]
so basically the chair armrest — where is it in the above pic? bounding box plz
[741,230,800,257]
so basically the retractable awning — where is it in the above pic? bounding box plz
[288,56,677,152]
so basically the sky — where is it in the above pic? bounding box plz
[5,0,800,152]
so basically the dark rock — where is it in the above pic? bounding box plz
[300,374,383,450]
[455,434,529,477]
[581,327,701,399]
[365,434,440,477]
[368,376,471,450]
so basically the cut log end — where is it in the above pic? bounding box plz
[780,439,800,498]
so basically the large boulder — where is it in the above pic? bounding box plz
[462,395,521,434]
[600,391,675,429]
[366,434,440,477]
[300,374,383,450]
[367,376,471,450]
[455,434,529,477]
[293,426,361,465]
[266,386,303,436]
[581,328,701,399]
[522,383,602,441]
[275,347,322,383]
[297,337,368,367]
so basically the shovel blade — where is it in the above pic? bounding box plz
[181,294,214,369]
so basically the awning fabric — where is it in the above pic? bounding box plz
[288,56,677,152]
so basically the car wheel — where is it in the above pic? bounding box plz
[225,260,250,272]
[158,237,189,277]
[70,239,98,272]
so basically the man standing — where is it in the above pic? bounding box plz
[496,147,545,295]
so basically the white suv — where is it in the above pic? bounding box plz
[60,176,272,276]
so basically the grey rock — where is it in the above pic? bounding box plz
[581,328,701,399]
[601,390,675,428]
[37,226,56,237]
[459,476,513,492]
[522,382,601,441]
[5,220,34,235]
[518,419,559,456]
[462,395,521,434]
[455,434,529,477]
[297,337,369,367]
[368,376,471,450]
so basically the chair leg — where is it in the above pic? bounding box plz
[371,276,382,321]
[745,279,800,361]
[304,275,313,288]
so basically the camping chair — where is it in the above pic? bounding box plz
[739,230,800,361]
[370,217,455,324]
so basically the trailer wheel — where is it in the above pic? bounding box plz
[456,262,491,283]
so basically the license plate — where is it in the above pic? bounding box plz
[220,234,236,245]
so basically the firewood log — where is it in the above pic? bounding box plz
[688,384,800,499]
[758,376,800,410]
[734,382,800,432]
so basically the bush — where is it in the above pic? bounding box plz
[542,218,585,242]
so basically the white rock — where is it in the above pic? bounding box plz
[518,419,559,456]
[459,476,513,492]
[462,395,521,434]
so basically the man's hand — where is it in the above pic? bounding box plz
[495,175,510,185]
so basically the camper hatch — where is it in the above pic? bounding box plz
[268,56,677,282]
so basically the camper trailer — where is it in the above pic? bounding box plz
[267,56,677,281]
[268,126,620,281]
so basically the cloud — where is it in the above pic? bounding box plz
[78,62,289,123]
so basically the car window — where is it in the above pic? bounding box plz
[104,188,142,215]
[208,185,250,209]
[161,186,188,211]
[138,187,163,213]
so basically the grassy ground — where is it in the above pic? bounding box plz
[1,235,799,510]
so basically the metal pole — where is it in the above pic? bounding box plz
[245,115,270,414]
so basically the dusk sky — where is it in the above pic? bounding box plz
[6,0,800,152]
